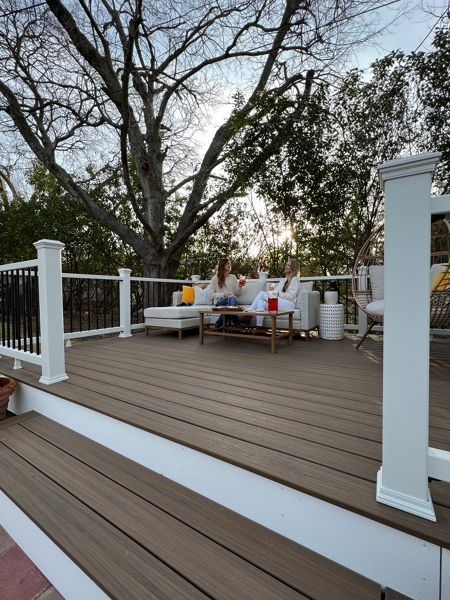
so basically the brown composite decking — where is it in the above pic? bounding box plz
[1,331,450,549]
[0,412,381,599]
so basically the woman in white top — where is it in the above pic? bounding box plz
[206,257,245,328]
[249,258,300,327]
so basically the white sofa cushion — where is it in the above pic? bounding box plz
[366,299,384,316]
[237,279,265,305]
[295,281,314,308]
[145,316,207,328]
[144,305,210,319]
[368,265,384,301]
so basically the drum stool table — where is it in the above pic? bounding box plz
[319,303,344,340]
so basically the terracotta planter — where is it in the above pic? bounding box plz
[0,377,16,421]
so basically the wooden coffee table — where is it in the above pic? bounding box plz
[198,309,294,353]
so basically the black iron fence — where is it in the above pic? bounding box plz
[0,267,40,354]
[310,277,358,325]
[62,276,120,333]
[131,280,179,325]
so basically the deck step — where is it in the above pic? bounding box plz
[0,411,381,599]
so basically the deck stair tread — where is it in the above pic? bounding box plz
[0,412,381,599]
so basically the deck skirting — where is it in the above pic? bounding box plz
[9,381,444,600]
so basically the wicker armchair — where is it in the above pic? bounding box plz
[352,219,450,349]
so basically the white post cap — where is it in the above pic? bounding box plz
[378,152,442,186]
[34,239,65,250]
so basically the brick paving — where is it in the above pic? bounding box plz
[0,526,63,600]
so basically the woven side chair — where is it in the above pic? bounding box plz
[352,218,450,349]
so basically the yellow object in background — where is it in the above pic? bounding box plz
[181,284,203,303]
[431,266,450,292]
[181,285,195,303]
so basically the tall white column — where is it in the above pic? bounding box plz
[34,240,68,385]
[376,152,441,521]
[118,268,132,338]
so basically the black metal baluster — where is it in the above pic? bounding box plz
[34,268,40,355]
[102,279,106,328]
[6,271,11,347]
[110,281,114,328]
[78,278,82,331]
[27,268,33,354]
[0,271,4,346]
[87,279,91,331]
[20,268,27,352]
[12,270,17,349]
[69,278,73,333]
[95,280,99,330]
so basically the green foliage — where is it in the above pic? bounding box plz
[226,29,449,276]
[0,163,139,274]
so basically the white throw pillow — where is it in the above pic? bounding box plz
[237,279,265,305]
[193,286,212,305]
[369,265,384,301]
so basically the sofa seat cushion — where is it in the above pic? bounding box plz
[145,316,207,329]
[366,299,384,316]
[144,305,210,319]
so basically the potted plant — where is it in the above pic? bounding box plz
[0,377,16,421]
[324,282,339,305]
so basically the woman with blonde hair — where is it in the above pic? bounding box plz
[248,258,300,329]
[206,257,245,329]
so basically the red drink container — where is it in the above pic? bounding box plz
[268,297,278,311]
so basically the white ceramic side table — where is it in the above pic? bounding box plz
[319,304,344,340]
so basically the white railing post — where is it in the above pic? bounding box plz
[376,152,441,521]
[34,240,68,385]
[118,268,132,338]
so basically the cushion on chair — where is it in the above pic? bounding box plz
[237,279,265,305]
[366,299,384,316]
[430,263,450,291]
[368,265,384,301]
[144,305,208,319]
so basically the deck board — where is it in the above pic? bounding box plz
[2,332,450,548]
[0,412,380,600]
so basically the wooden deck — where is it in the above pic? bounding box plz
[0,411,381,599]
[1,331,450,549]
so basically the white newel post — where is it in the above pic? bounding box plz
[376,152,441,521]
[34,240,68,385]
[118,268,132,338]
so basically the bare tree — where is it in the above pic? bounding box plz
[0,0,405,276]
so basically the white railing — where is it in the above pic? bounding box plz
[377,152,450,522]
[0,240,68,385]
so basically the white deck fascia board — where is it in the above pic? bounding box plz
[0,490,108,600]
[7,381,442,600]
[442,548,450,600]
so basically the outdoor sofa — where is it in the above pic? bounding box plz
[144,279,320,339]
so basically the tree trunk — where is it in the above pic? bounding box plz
[142,252,178,308]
